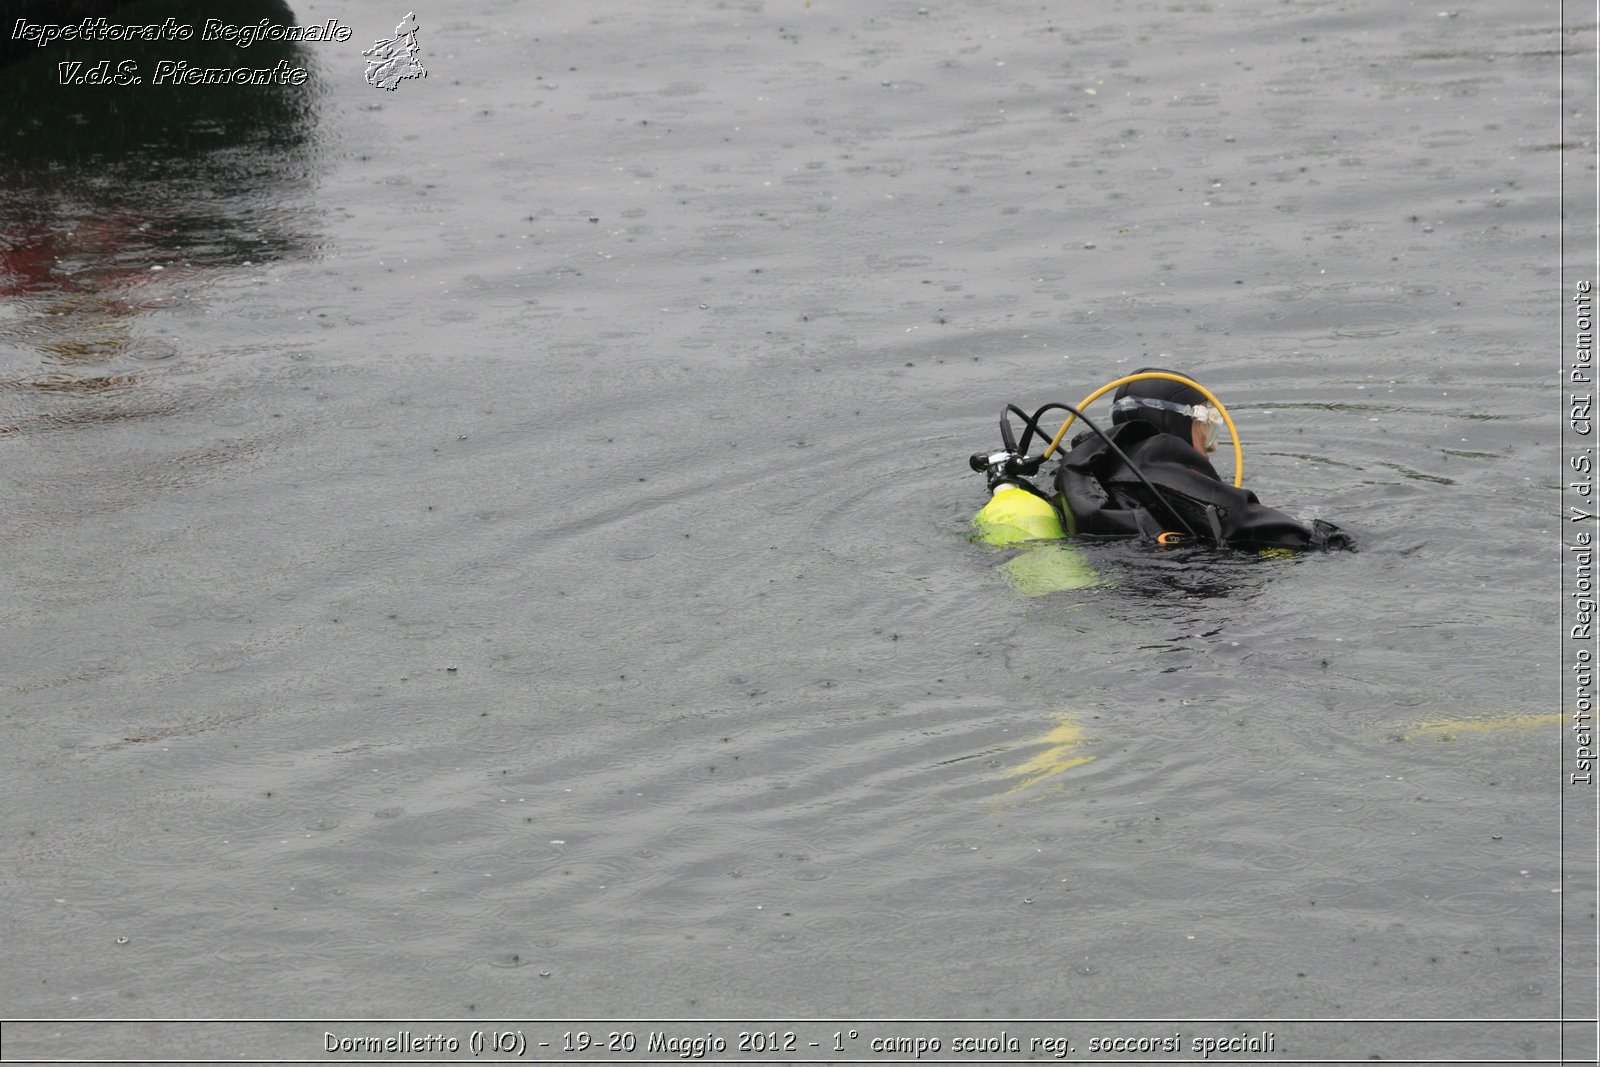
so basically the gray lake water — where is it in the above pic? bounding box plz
[2,0,1595,1062]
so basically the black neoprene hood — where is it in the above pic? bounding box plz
[1110,366,1211,440]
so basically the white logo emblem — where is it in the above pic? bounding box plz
[363,12,426,91]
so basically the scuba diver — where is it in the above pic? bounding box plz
[970,368,1354,553]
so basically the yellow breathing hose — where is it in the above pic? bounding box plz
[1039,372,1245,488]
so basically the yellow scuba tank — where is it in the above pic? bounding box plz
[971,483,1066,546]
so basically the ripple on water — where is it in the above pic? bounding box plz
[1240,841,1317,875]
[122,338,180,362]
[1429,889,1523,919]
[487,652,543,675]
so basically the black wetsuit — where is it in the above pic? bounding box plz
[1051,421,1353,551]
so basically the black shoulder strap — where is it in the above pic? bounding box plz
[1131,508,1164,542]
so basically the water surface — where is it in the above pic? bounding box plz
[0,0,1589,1061]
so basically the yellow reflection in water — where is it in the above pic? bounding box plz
[1004,712,1096,793]
[997,544,1103,598]
[1385,712,1564,742]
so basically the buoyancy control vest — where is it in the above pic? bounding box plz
[1053,421,1354,552]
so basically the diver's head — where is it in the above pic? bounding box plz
[1111,366,1224,453]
